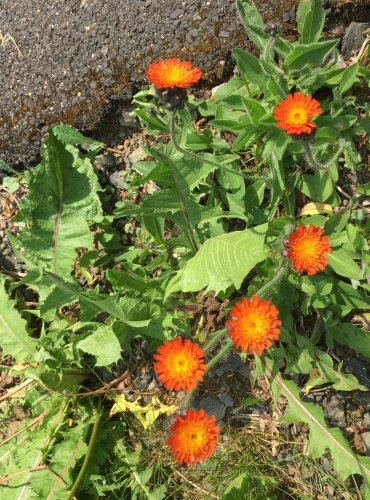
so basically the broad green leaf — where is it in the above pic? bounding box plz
[296,0,325,43]
[327,323,370,359]
[283,40,338,71]
[135,109,169,132]
[328,248,363,280]
[263,359,370,485]
[15,126,103,279]
[297,170,335,202]
[232,48,273,90]
[167,224,268,295]
[0,278,37,360]
[77,326,121,366]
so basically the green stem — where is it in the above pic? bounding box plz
[206,339,233,372]
[302,140,343,172]
[262,36,276,61]
[203,328,228,355]
[67,399,103,499]
[256,264,287,299]
[181,335,231,410]
[169,111,249,181]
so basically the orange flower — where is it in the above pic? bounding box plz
[226,296,281,355]
[273,93,322,135]
[285,224,332,275]
[153,337,206,392]
[167,409,220,465]
[146,58,202,89]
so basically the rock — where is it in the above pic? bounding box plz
[341,22,369,58]
[361,432,370,456]
[219,393,234,407]
[94,153,117,171]
[109,171,128,189]
[323,394,346,428]
[199,396,226,421]
[128,146,147,164]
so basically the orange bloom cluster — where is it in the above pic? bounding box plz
[153,337,206,392]
[226,295,281,355]
[285,224,332,275]
[273,93,322,135]
[167,409,220,465]
[146,58,202,89]
[153,337,219,465]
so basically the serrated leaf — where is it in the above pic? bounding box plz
[296,0,325,43]
[168,224,268,295]
[77,326,121,366]
[0,278,37,360]
[264,359,370,486]
[52,124,104,147]
[15,125,103,279]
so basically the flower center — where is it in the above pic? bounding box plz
[240,311,269,340]
[289,106,308,125]
[172,353,196,377]
[294,238,320,262]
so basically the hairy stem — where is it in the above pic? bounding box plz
[169,110,249,181]
[203,328,228,355]
[303,140,343,172]
[256,264,287,299]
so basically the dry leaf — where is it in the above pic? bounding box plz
[300,202,333,216]
[109,394,178,429]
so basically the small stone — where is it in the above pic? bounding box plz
[128,146,147,164]
[188,28,199,37]
[219,393,234,407]
[94,153,116,170]
[341,22,370,58]
[109,171,127,189]
[219,31,229,38]
[199,396,226,421]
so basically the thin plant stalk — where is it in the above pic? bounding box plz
[67,398,103,499]
[302,139,343,172]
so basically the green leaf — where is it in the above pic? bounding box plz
[0,160,17,174]
[339,63,360,94]
[283,40,338,71]
[15,126,103,278]
[232,48,272,90]
[223,472,278,499]
[328,248,363,280]
[77,326,121,366]
[296,0,325,43]
[327,323,370,359]
[264,359,370,486]
[52,124,104,148]
[135,109,169,132]
[0,278,37,360]
[167,224,268,295]
[297,170,335,202]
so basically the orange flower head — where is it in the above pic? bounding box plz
[167,409,220,465]
[273,93,322,135]
[226,295,281,356]
[153,337,206,392]
[146,58,202,89]
[285,224,332,275]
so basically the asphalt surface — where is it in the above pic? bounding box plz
[0,0,368,165]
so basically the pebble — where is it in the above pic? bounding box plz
[361,432,370,456]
